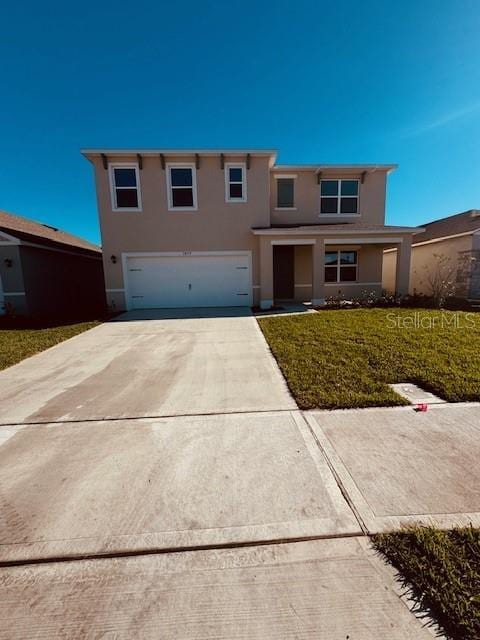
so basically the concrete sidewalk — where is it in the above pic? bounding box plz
[306,403,480,532]
[0,538,439,640]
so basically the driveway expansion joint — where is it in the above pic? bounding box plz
[0,407,297,428]
[0,531,366,569]
[302,412,369,535]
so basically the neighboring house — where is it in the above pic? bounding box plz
[0,210,105,316]
[383,209,480,299]
[82,148,420,310]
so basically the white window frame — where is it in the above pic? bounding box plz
[320,179,359,216]
[224,162,247,203]
[166,163,198,211]
[109,163,142,212]
[275,174,296,210]
[324,250,358,283]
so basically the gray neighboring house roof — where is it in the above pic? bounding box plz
[413,209,480,244]
[0,210,101,256]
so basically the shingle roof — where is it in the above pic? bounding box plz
[413,209,480,244]
[0,210,101,255]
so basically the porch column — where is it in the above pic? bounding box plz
[395,236,412,295]
[259,237,274,309]
[312,238,325,305]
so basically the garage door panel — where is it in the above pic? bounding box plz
[126,254,252,309]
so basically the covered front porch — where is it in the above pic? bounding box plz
[252,225,417,309]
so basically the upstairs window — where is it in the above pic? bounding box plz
[276,177,295,208]
[225,163,247,202]
[320,179,359,215]
[325,251,358,282]
[167,164,197,210]
[109,164,141,210]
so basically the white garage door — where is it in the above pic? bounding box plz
[125,253,252,309]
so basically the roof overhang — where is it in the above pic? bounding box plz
[82,148,278,161]
[272,164,397,174]
[252,225,423,236]
[388,228,480,249]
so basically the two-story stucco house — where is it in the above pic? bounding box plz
[82,148,420,310]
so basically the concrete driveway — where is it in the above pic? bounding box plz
[0,411,360,563]
[0,308,296,425]
[0,311,450,637]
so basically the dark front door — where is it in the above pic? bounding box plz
[273,245,294,300]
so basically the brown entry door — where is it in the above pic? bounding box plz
[273,245,294,300]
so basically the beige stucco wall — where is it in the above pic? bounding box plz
[382,250,396,293]
[89,152,393,310]
[292,244,383,301]
[270,169,387,226]
[383,234,474,296]
[257,238,386,303]
[294,245,312,301]
[92,154,271,309]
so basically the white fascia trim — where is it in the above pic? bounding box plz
[271,239,316,245]
[0,231,21,244]
[82,148,277,158]
[0,237,100,259]
[105,288,125,293]
[4,291,26,296]
[252,227,416,236]
[273,174,297,179]
[273,164,397,173]
[20,240,102,259]
[326,237,404,244]
[411,229,479,247]
[108,162,143,212]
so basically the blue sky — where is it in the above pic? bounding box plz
[1,0,479,245]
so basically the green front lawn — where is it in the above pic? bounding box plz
[258,308,480,409]
[373,526,480,640]
[0,320,100,371]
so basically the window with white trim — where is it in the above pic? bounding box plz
[167,164,197,210]
[109,164,141,210]
[325,250,358,282]
[320,179,359,215]
[225,163,246,202]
